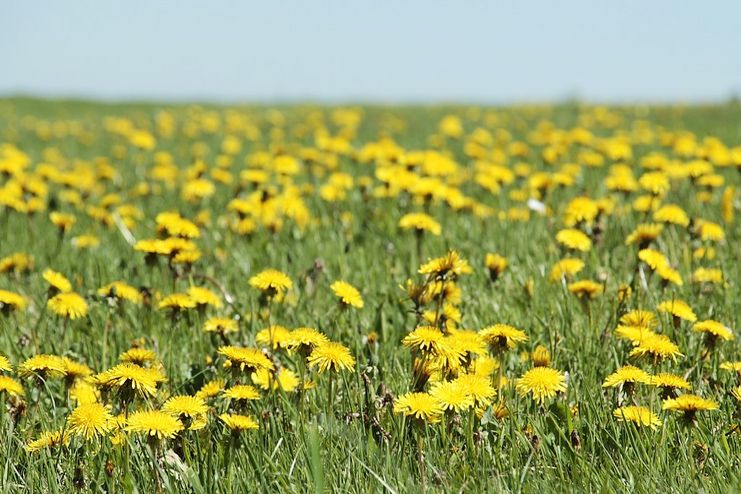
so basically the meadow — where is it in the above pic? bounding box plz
[0,98,739,493]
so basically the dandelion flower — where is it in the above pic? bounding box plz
[187,286,222,308]
[224,384,261,402]
[479,324,528,351]
[629,334,683,362]
[95,363,166,401]
[158,293,196,311]
[42,269,72,293]
[330,280,364,309]
[47,292,88,320]
[18,354,67,379]
[204,317,239,335]
[649,373,691,396]
[692,320,733,341]
[549,258,584,282]
[162,395,208,430]
[653,204,690,227]
[418,250,472,279]
[256,325,291,349]
[453,373,496,406]
[0,375,24,397]
[220,413,259,432]
[195,379,225,400]
[0,289,28,312]
[568,280,603,299]
[67,403,114,441]
[252,368,301,392]
[126,410,183,440]
[484,253,507,281]
[531,345,551,367]
[657,299,697,323]
[625,223,663,247]
[393,392,443,423]
[285,327,329,355]
[0,355,11,373]
[429,380,473,412]
[218,346,274,373]
[399,212,442,236]
[119,348,158,366]
[25,430,71,453]
[307,342,355,373]
[556,228,592,252]
[613,406,661,429]
[516,367,567,405]
[663,394,718,421]
[602,365,651,388]
[97,281,142,304]
[249,269,292,295]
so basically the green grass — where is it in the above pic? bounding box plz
[0,97,739,493]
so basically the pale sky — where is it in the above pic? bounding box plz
[2,1,741,103]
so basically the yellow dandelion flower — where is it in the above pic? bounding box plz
[95,363,166,400]
[602,365,651,388]
[649,373,691,392]
[692,320,734,341]
[187,286,222,308]
[418,250,472,279]
[49,211,76,232]
[516,367,567,405]
[479,324,528,351]
[657,299,697,323]
[67,402,114,441]
[399,212,442,236]
[19,354,67,379]
[0,289,28,312]
[629,334,683,362]
[47,292,88,320]
[218,346,274,373]
[393,392,443,423]
[429,380,473,412]
[330,280,364,309]
[195,378,225,400]
[285,327,330,354]
[531,345,551,367]
[663,394,718,420]
[158,293,196,311]
[252,368,300,392]
[653,204,690,227]
[97,281,142,304]
[691,268,723,284]
[249,269,293,295]
[568,280,603,299]
[224,384,261,402]
[219,413,259,432]
[256,325,292,349]
[0,375,24,397]
[307,342,355,373]
[163,395,208,430]
[25,430,71,453]
[625,223,663,247]
[119,347,158,366]
[126,410,183,439]
[556,228,592,252]
[204,317,239,334]
[453,373,496,407]
[0,355,11,373]
[613,406,661,429]
[42,269,72,293]
[484,253,508,281]
[549,258,584,282]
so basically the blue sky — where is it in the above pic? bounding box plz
[2,1,740,103]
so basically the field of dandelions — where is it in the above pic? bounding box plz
[0,98,739,493]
